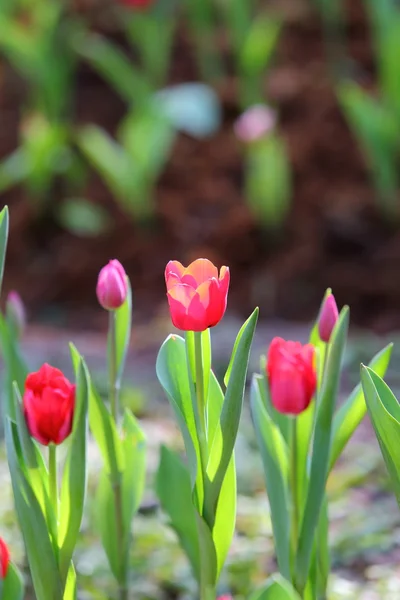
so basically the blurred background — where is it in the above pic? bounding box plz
[2,0,400,332]
[3,0,400,598]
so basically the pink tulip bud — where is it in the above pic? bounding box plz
[234,104,277,143]
[6,291,26,336]
[318,293,339,343]
[96,260,128,311]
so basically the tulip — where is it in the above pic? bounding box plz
[23,364,75,446]
[165,258,230,331]
[234,104,277,143]
[6,290,26,336]
[318,293,339,343]
[267,337,316,415]
[96,259,128,311]
[0,537,9,579]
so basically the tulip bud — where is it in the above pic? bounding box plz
[318,293,339,343]
[234,104,277,143]
[0,537,10,579]
[267,337,317,415]
[6,290,26,336]
[23,364,75,446]
[96,259,128,311]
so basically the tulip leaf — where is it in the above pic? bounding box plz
[63,564,77,600]
[110,279,132,388]
[156,334,202,503]
[296,307,349,591]
[207,371,236,576]
[250,374,291,579]
[361,366,400,507]
[121,410,146,549]
[2,562,24,600]
[58,359,89,582]
[196,512,218,590]
[329,343,393,470]
[0,205,8,298]
[70,345,123,480]
[205,308,258,524]
[156,445,201,581]
[5,419,63,600]
[96,469,122,581]
[0,313,27,422]
[248,574,302,600]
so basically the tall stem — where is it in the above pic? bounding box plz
[194,332,208,479]
[290,417,299,552]
[109,310,119,423]
[49,444,58,524]
[108,310,128,600]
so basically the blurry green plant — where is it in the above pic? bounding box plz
[219,1,282,109]
[234,105,292,232]
[338,0,400,221]
[0,0,105,236]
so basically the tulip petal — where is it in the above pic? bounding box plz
[196,278,225,327]
[184,258,218,285]
[165,272,182,290]
[165,260,185,282]
[218,265,230,296]
[167,284,196,330]
[185,292,207,331]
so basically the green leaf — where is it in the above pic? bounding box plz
[58,198,110,237]
[2,562,24,600]
[361,366,400,507]
[58,359,89,581]
[250,374,291,579]
[206,372,236,577]
[0,205,9,297]
[245,135,291,230]
[63,564,77,600]
[156,334,202,496]
[156,446,201,581]
[5,420,63,600]
[73,32,151,104]
[121,410,146,550]
[0,314,28,422]
[296,307,349,591]
[330,342,393,470]
[70,344,122,481]
[96,469,121,581]
[205,308,258,523]
[239,15,281,76]
[316,497,330,599]
[248,574,302,600]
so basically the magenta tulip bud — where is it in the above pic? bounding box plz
[318,293,339,343]
[6,290,26,336]
[96,259,128,310]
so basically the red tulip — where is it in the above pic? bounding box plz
[165,259,230,332]
[267,337,316,415]
[0,537,9,579]
[318,293,339,343]
[23,364,75,446]
[96,259,128,311]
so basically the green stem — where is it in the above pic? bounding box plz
[290,417,299,559]
[109,310,119,423]
[108,310,128,600]
[194,332,209,481]
[49,444,58,524]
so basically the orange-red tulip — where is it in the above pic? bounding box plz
[165,258,230,331]
[23,364,75,446]
[267,337,316,415]
[0,537,9,579]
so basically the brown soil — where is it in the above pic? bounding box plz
[2,0,400,332]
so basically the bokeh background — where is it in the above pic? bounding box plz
[2,0,400,598]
